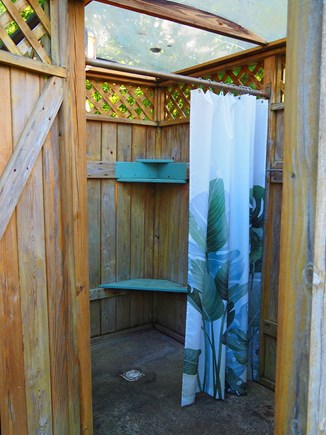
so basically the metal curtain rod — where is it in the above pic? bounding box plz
[85,58,269,98]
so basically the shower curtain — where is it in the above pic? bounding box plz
[181,90,268,406]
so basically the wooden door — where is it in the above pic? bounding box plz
[0,1,92,433]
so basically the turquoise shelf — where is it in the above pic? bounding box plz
[115,159,187,183]
[99,278,187,293]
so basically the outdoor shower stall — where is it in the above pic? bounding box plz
[0,1,325,434]
[86,41,286,395]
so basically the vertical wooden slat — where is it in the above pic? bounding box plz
[116,124,132,282]
[101,297,116,333]
[115,124,132,330]
[275,1,326,433]
[56,1,93,432]
[101,123,117,284]
[90,301,101,337]
[13,71,53,434]
[42,113,69,433]
[87,122,102,289]
[178,124,189,286]
[115,295,131,331]
[0,66,28,435]
[100,123,118,334]
[129,125,146,325]
[259,54,282,389]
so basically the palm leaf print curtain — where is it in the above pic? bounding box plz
[182,90,268,406]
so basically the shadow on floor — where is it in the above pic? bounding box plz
[92,329,274,435]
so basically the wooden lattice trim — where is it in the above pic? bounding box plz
[84,59,282,122]
[86,78,155,121]
[162,62,265,120]
[1,0,50,63]
[209,63,264,89]
[164,85,190,120]
[0,0,50,63]
[0,0,29,29]
[0,20,22,55]
[88,81,124,118]
[17,22,47,57]
[28,0,50,35]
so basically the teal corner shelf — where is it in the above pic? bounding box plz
[115,159,187,183]
[99,278,187,293]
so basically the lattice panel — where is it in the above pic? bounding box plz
[0,0,50,63]
[86,79,156,121]
[163,62,264,120]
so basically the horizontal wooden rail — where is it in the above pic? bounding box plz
[0,50,67,78]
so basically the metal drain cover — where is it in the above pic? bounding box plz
[120,369,145,382]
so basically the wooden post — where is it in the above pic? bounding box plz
[275,1,326,433]
[52,1,93,433]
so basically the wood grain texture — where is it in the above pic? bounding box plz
[100,123,118,330]
[13,70,53,435]
[0,66,28,435]
[0,49,67,77]
[87,161,115,178]
[87,122,102,290]
[56,1,93,432]
[153,124,188,334]
[86,119,188,339]
[259,55,283,389]
[275,1,326,433]
[116,124,132,281]
[28,0,51,35]
[101,297,116,334]
[42,112,69,434]
[92,0,266,45]
[0,76,63,240]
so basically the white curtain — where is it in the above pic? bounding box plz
[181,90,268,406]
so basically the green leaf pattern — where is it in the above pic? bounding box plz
[183,177,265,400]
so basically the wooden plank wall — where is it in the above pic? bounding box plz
[153,125,189,339]
[0,2,93,433]
[87,119,188,339]
[0,65,89,434]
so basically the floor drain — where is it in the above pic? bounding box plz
[120,369,145,382]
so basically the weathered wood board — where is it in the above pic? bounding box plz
[259,54,285,389]
[87,120,189,338]
[0,2,93,433]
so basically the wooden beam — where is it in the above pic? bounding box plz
[0,50,67,78]
[90,0,267,45]
[275,1,326,433]
[56,0,93,432]
[0,77,63,241]
[175,38,286,78]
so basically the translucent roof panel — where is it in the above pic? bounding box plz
[85,1,287,73]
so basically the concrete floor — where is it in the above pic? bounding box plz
[92,329,274,435]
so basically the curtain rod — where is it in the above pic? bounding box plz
[85,58,269,98]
